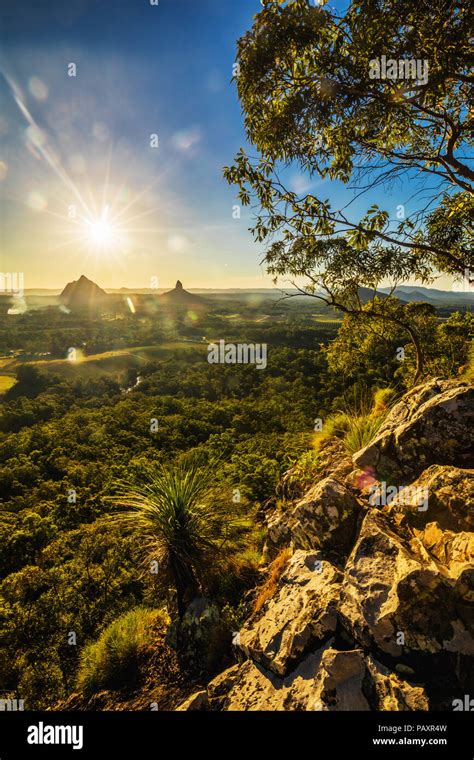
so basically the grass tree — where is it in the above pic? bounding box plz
[112,458,232,619]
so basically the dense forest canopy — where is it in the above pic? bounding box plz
[0,297,471,707]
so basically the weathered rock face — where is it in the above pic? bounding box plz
[265,439,356,560]
[175,690,208,711]
[353,379,474,480]
[387,465,474,533]
[238,550,341,676]
[222,645,375,711]
[181,644,428,711]
[365,656,429,711]
[176,379,473,712]
[265,477,362,563]
[340,509,474,658]
[291,478,362,557]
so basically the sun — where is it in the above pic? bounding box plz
[83,207,119,249]
[87,218,114,245]
[49,168,160,265]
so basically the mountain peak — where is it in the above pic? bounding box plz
[160,280,205,307]
[60,275,109,310]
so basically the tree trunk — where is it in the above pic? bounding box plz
[388,315,424,386]
[406,324,424,385]
[170,557,198,620]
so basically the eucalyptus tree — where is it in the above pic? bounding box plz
[224,0,473,381]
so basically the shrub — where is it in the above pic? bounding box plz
[76,607,168,698]
[220,600,248,634]
[279,449,322,500]
[312,387,396,456]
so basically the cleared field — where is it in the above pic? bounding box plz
[0,375,17,393]
[8,343,207,380]
[0,357,15,370]
[311,315,342,323]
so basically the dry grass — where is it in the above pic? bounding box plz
[312,387,396,457]
[77,607,169,698]
[253,548,291,614]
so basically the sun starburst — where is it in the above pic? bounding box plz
[82,206,120,249]
[2,68,165,269]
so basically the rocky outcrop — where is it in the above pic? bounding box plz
[180,643,428,711]
[386,465,474,533]
[340,509,474,658]
[266,476,362,563]
[238,550,341,676]
[60,274,110,310]
[176,378,473,712]
[290,478,362,557]
[160,280,206,308]
[353,379,473,480]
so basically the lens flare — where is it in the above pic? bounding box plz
[2,69,165,268]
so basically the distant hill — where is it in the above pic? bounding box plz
[159,280,206,308]
[378,285,473,306]
[60,275,110,310]
[23,280,473,311]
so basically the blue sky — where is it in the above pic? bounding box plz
[0,0,455,290]
[1,0,271,289]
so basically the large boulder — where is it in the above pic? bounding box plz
[340,509,474,658]
[264,475,361,562]
[290,477,362,559]
[221,644,428,711]
[238,550,341,676]
[310,647,370,711]
[353,380,474,480]
[386,465,474,533]
[222,652,319,711]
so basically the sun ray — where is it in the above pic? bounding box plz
[2,68,170,267]
[1,68,96,221]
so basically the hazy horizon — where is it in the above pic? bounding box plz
[18,276,474,296]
